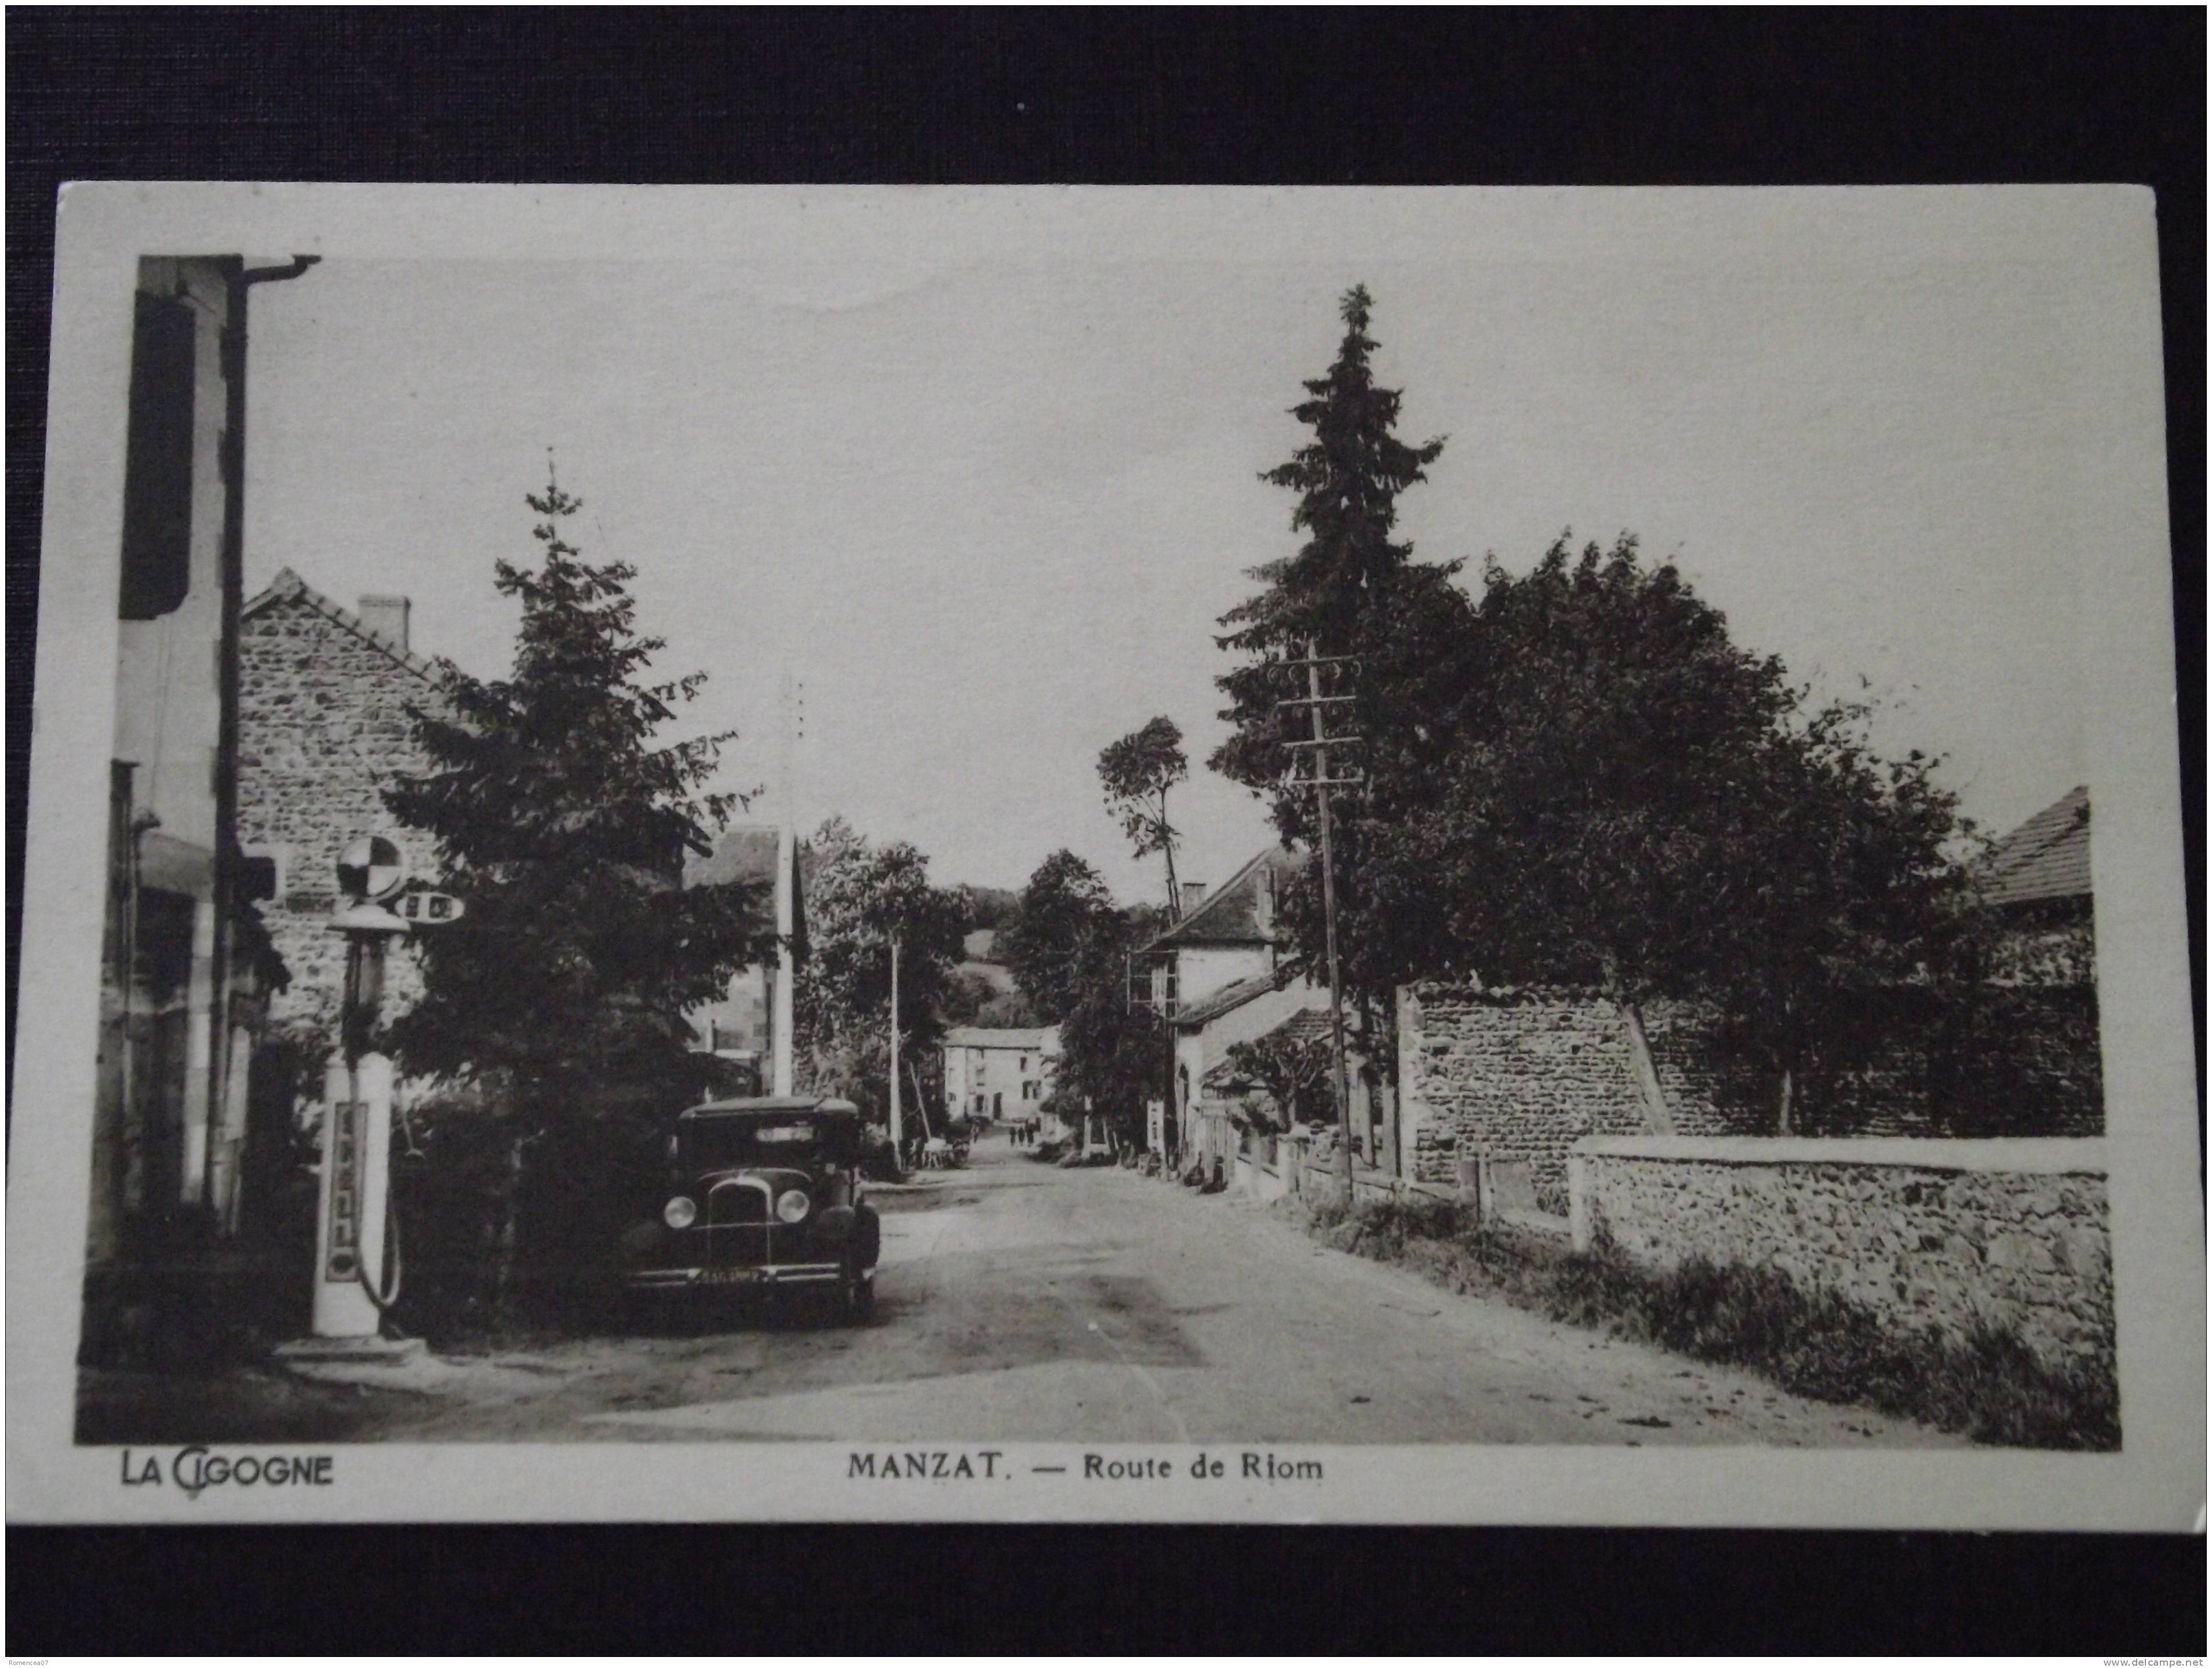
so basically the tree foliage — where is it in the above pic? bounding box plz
[1098,717,1188,915]
[1211,283,1460,1028]
[1401,534,1974,1127]
[999,848,1121,1024]
[384,471,773,1122]
[1048,903,1169,1145]
[997,849,1164,1142]
[793,816,969,1128]
[1220,1026,1334,1132]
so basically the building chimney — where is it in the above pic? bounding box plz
[1179,881,1208,915]
[357,594,410,652]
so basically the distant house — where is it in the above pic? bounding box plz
[1979,784,2093,978]
[1130,844,1392,1167]
[942,1026,1059,1128]
[1958,785,2100,1127]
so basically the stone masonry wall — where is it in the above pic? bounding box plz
[1399,985,1659,1212]
[238,587,446,1037]
[1569,1136,2114,1375]
[1400,981,2105,1213]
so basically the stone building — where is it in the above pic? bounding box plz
[1960,785,2101,1128]
[1138,847,1323,1149]
[237,568,444,1044]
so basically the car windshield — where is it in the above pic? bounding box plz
[679,1115,850,1171]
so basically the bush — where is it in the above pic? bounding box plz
[388,1095,667,1346]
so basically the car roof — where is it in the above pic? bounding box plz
[678,1094,862,1121]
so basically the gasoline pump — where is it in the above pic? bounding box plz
[308,834,413,1340]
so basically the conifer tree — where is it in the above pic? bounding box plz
[384,469,775,1242]
[1212,284,1463,1029]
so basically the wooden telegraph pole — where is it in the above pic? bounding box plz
[888,935,903,1160]
[1279,641,1362,1192]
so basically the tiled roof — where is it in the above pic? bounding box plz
[1980,786,2091,906]
[1176,965,1294,1028]
[1142,844,1306,950]
[242,567,442,682]
[942,1026,1058,1051]
[1201,1007,1334,1089]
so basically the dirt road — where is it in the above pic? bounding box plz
[94,1132,1962,1447]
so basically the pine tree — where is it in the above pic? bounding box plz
[1212,284,1462,1027]
[382,469,775,1310]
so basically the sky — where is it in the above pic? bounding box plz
[237,196,2104,905]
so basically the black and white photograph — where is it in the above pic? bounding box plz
[8,182,2200,1527]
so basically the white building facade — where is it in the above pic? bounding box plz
[942,1026,1060,1127]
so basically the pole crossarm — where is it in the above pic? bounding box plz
[1282,735,1362,749]
[1287,636,1361,1189]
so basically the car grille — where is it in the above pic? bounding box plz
[705,1178,772,1266]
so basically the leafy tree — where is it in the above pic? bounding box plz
[1382,534,1974,1131]
[383,469,774,1317]
[1098,717,1189,916]
[793,817,968,1130]
[959,885,1025,934]
[1211,287,1973,1137]
[999,849,1122,1022]
[1220,1026,1334,1132]
[993,850,1164,1146]
[1701,701,1977,1131]
[940,971,1040,1030]
[1047,900,1171,1149]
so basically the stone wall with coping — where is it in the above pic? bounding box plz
[1568,1135,2113,1372]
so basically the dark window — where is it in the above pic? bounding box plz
[238,855,278,902]
[119,292,198,621]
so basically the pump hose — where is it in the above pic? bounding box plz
[355,1174,404,1316]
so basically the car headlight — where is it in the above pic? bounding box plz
[775,1188,811,1223]
[663,1196,697,1229]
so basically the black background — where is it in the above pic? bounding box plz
[8,8,2203,1655]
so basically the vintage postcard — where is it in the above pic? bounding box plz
[8,183,2200,1526]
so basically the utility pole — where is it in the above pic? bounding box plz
[888,935,903,1160]
[771,673,804,1098]
[1278,640,1362,1192]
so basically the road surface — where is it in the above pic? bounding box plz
[99,1130,1958,1448]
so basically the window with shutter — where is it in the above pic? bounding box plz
[118,291,198,621]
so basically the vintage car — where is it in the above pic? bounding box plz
[621,1094,881,1321]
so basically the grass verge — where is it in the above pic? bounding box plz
[1298,1192,2118,1451]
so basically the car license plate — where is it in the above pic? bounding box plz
[699,1268,767,1286]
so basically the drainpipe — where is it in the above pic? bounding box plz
[203,254,317,1217]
